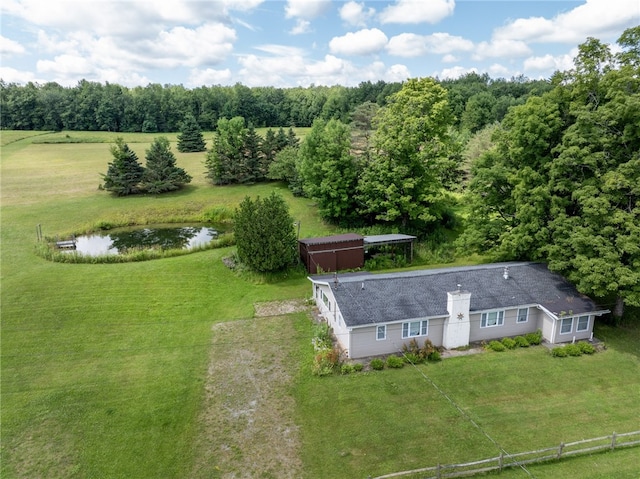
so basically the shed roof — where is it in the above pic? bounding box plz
[363,234,416,245]
[298,233,363,246]
[309,262,606,327]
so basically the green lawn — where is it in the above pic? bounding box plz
[1,132,639,478]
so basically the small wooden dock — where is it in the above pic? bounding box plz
[56,239,77,250]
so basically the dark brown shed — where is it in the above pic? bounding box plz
[298,233,364,274]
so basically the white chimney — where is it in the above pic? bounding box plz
[503,267,510,280]
[443,290,471,349]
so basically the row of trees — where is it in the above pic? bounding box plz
[1,75,549,133]
[459,27,640,316]
[205,123,298,185]
[102,137,191,195]
[266,77,461,231]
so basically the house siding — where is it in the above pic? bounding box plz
[349,318,445,359]
[469,307,540,342]
[551,315,593,344]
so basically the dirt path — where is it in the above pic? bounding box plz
[190,303,308,478]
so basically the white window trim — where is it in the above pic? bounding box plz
[376,325,386,341]
[576,315,590,332]
[560,317,574,334]
[402,320,429,339]
[517,308,529,323]
[481,310,505,328]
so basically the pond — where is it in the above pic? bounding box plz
[69,225,221,256]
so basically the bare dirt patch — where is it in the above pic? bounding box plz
[190,314,306,479]
[254,299,309,317]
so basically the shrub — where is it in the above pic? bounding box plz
[370,358,385,370]
[340,363,356,375]
[514,336,530,348]
[487,340,506,352]
[313,348,340,376]
[420,339,436,360]
[501,337,517,349]
[525,330,542,345]
[578,341,596,354]
[565,344,583,356]
[402,338,421,356]
[403,352,422,364]
[312,323,333,351]
[353,363,364,372]
[551,346,568,357]
[427,350,441,362]
[386,355,405,368]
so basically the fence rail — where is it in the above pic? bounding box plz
[371,430,640,479]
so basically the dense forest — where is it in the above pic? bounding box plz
[0,73,550,133]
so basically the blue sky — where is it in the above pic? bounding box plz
[1,0,638,88]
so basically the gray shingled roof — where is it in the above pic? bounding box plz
[309,262,604,327]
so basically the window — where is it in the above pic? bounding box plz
[402,320,428,338]
[576,315,589,332]
[376,325,386,340]
[481,311,504,328]
[517,308,529,323]
[560,317,573,334]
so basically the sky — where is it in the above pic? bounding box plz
[1,0,638,88]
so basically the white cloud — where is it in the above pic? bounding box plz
[437,65,478,80]
[37,54,95,77]
[0,66,39,83]
[148,23,236,68]
[380,0,455,24]
[290,19,311,35]
[329,29,388,56]
[387,32,473,57]
[384,63,411,82]
[339,1,375,27]
[523,51,576,73]
[0,35,25,55]
[442,54,457,63]
[473,39,531,60]
[188,67,233,87]
[488,63,510,78]
[284,0,331,19]
[493,0,639,44]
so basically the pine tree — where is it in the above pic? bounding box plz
[143,137,192,194]
[101,137,144,196]
[177,114,206,152]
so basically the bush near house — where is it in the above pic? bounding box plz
[551,341,597,358]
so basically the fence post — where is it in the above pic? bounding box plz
[611,432,617,450]
[436,463,441,479]
[557,442,564,459]
[499,452,503,470]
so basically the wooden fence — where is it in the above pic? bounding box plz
[371,430,640,479]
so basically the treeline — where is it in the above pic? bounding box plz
[0,74,550,133]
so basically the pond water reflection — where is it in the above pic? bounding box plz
[72,226,219,256]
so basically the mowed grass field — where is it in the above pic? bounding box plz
[2,131,639,479]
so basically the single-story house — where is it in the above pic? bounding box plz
[308,262,609,359]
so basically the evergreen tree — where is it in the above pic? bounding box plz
[233,192,297,272]
[177,114,207,152]
[205,117,247,185]
[101,137,144,196]
[142,137,192,194]
[240,123,264,183]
